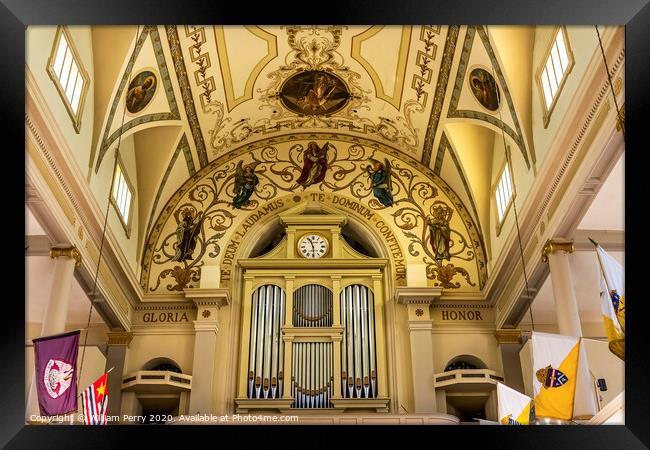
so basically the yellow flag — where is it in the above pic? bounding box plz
[531,332,580,420]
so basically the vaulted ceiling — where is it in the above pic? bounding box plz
[89,25,536,268]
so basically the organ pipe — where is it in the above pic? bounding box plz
[293,285,333,327]
[247,285,285,399]
[340,285,378,399]
[291,342,333,409]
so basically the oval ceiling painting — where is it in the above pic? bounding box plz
[468,67,500,112]
[279,70,351,116]
[126,70,157,114]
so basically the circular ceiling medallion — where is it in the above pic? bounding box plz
[126,70,157,114]
[468,67,500,112]
[279,70,351,116]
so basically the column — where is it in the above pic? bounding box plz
[495,329,525,394]
[541,239,582,336]
[331,277,342,399]
[184,288,230,414]
[541,240,597,418]
[236,276,255,398]
[26,246,81,421]
[43,246,81,335]
[396,286,441,414]
[104,331,133,420]
[282,277,294,400]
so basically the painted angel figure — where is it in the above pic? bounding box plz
[426,204,453,261]
[367,158,394,207]
[232,161,260,209]
[173,209,203,262]
[295,141,329,188]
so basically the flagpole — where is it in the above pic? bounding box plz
[25,328,88,344]
[589,237,614,308]
[590,237,624,334]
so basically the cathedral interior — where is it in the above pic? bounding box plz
[24,24,625,425]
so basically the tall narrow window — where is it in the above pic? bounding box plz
[47,26,90,133]
[111,160,134,234]
[537,27,574,127]
[495,163,514,225]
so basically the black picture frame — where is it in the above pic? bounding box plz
[7,0,649,448]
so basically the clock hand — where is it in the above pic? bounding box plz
[308,238,315,257]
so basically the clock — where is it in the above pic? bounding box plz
[297,234,329,259]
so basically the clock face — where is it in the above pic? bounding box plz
[298,234,329,259]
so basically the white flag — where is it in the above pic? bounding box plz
[497,382,533,425]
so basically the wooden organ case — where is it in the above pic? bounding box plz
[234,212,391,413]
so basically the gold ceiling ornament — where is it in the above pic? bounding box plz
[49,246,82,267]
[541,238,574,263]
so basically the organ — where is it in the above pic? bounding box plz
[234,210,391,413]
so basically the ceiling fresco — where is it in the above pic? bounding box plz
[90,25,533,290]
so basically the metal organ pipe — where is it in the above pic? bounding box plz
[340,285,378,399]
[293,285,333,327]
[247,285,285,399]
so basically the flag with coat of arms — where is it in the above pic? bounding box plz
[81,372,109,424]
[594,243,625,360]
[531,332,596,420]
[497,382,534,425]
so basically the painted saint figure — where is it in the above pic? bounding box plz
[426,204,453,261]
[367,158,393,207]
[173,209,203,262]
[232,161,260,208]
[295,142,329,188]
[126,73,157,113]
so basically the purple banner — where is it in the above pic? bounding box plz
[33,330,80,416]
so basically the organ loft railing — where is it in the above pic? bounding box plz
[235,271,391,413]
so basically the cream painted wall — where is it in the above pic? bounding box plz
[581,338,624,409]
[431,331,503,375]
[531,26,602,167]
[88,134,140,274]
[488,26,536,165]
[444,123,494,256]
[124,332,195,375]
[26,26,95,176]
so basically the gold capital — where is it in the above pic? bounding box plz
[49,246,82,267]
[106,331,134,347]
[541,239,574,263]
[495,329,523,344]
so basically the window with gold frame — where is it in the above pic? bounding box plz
[493,154,516,237]
[536,26,575,128]
[46,26,90,133]
[110,156,135,237]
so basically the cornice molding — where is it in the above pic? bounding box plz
[106,331,134,347]
[395,287,443,305]
[184,288,231,307]
[494,329,523,344]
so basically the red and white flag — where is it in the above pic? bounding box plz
[81,372,109,425]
